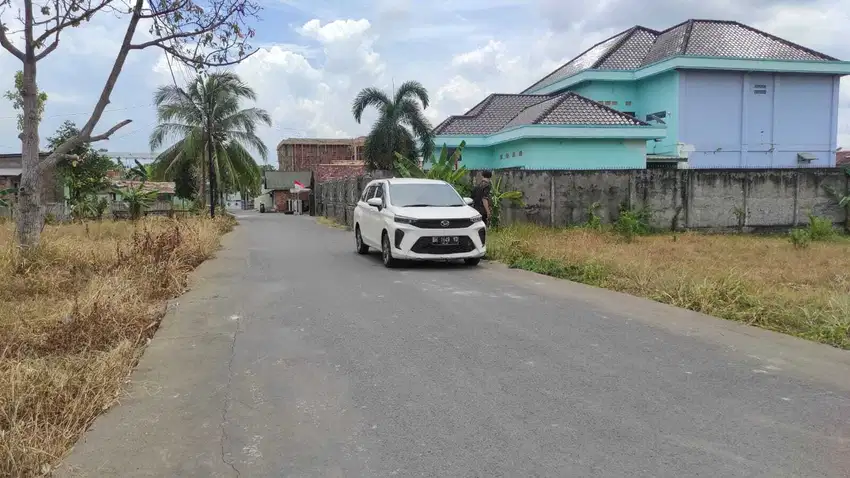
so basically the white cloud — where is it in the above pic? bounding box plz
[3,0,850,158]
[298,18,372,43]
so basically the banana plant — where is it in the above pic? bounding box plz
[394,141,471,196]
[119,185,159,221]
[488,175,524,229]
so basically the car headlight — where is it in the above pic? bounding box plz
[470,215,482,224]
[394,216,416,225]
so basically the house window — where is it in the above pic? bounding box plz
[610,101,618,106]
[518,151,523,157]
[512,152,516,157]
[625,101,632,106]
[753,84,767,95]
[499,154,503,159]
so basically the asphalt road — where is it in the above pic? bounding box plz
[59,213,850,477]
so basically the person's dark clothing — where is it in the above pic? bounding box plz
[471,180,491,221]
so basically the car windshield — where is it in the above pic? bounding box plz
[388,182,465,207]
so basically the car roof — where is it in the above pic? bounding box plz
[380,178,448,185]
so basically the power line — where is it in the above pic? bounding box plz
[0,102,155,121]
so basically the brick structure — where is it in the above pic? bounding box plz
[837,151,850,167]
[277,137,366,182]
[316,161,366,182]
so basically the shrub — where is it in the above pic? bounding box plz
[788,228,811,249]
[807,214,835,241]
[614,207,651,242]
[586,202,602,230]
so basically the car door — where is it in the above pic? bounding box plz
[359,184,380,246]
[369,182,388,243]
[355,183,372,236]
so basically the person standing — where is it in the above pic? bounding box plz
[471,170,492,226]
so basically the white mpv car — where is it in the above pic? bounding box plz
[353,178,487,268]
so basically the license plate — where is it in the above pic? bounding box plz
[431,236,459,245]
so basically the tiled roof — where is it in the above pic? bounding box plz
[434,94,552,135]
[536,94,648,126]
[524,19,839,93]
[435,92,648,136]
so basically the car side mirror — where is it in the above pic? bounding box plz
[463,197,474,206]
[366,197,383,208]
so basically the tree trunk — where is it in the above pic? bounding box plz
[16,54,43,248]
[207,130,216,218]
[197,161,206,208]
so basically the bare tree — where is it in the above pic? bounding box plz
[0,0,260,247]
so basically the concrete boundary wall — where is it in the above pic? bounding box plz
[316,168,849,232]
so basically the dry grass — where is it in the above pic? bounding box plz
[315,216,349,230]
[0,215,235,476]
[489,224,850,348]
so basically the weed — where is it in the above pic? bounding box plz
[731,206,746,232]
[789,228,812,249]
[806,213,835,241]
[586,201,602,230]
[614,207,651,242]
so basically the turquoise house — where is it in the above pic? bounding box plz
[434,19,850,170]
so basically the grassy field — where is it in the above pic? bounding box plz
[489,224,850,349]
[0,216,234,477]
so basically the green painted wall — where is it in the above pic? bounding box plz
[569,82,638,113]
[635,71,679,155]
[503,138,647,169]
[457,146,491,170]
[461,138,647,170]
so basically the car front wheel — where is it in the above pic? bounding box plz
[382,232,399,268]
[355,226,369,254]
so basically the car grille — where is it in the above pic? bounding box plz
[411,218,472,229]
[411,236,476,254]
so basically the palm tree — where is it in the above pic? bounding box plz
[149,71,271,217]
[352,80,435,170]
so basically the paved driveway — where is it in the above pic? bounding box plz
[59,213,850,477]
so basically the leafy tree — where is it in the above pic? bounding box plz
[352,81,435,170]
[174,160,198,200]
[3,70,47,131]
[0,0,261,248]
[149,71,269,217]
[47,121,116,204]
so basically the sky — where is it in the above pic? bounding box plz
[1,0,850,167]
